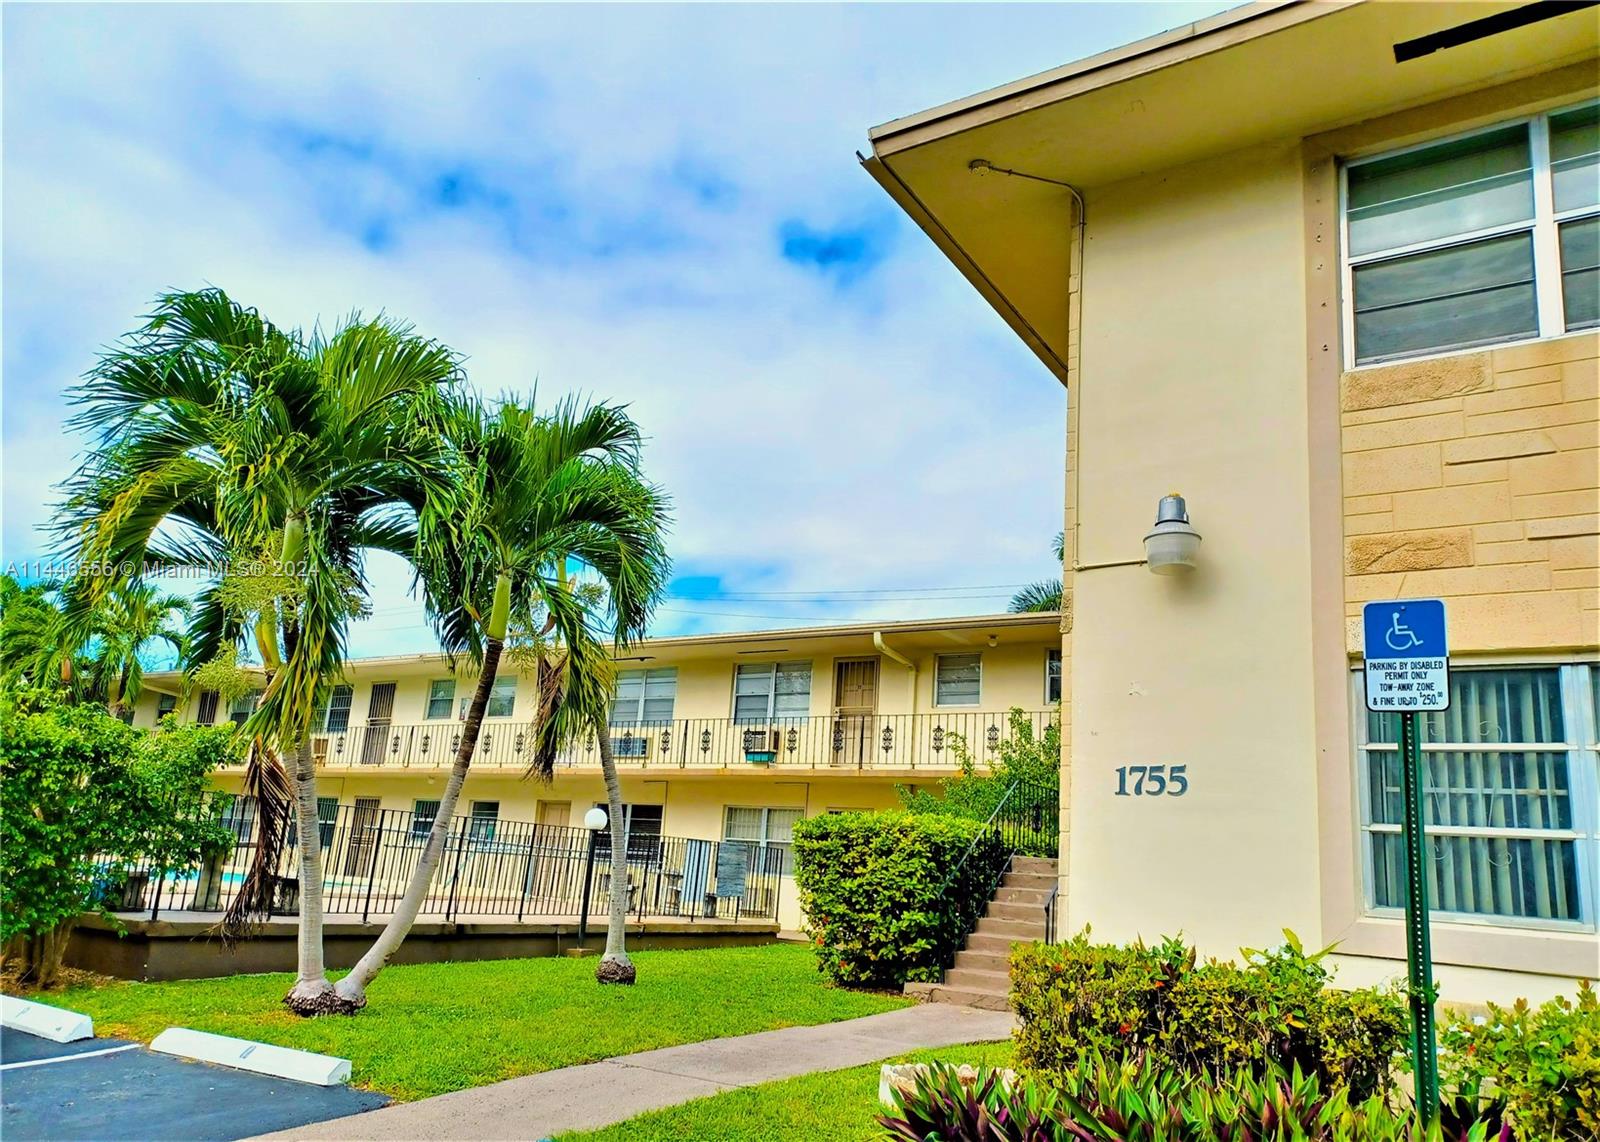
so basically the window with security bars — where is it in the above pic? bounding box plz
[1342,101,1599,365]
[733,662,811,722]
[611,668,677,725]
[412,799,440,841]
[1356,664,1598,929]
[723,806,803,876]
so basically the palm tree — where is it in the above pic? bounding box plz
[85,580,190,717]
[55,288,459,1015]
[0,575,75,693]
[1009,532,1065,613]
[331,394,669,1005]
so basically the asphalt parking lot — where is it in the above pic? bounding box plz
[0,1025,387,1141]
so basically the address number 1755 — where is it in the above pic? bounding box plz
[1115,765,1188,797]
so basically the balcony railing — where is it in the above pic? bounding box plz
[251,710,1055,773]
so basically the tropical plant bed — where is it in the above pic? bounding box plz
[560,1041,1016,1142]
[47,943,908,1101]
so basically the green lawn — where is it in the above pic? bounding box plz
[562,1040,1016,1142]
[54,943,908,1101]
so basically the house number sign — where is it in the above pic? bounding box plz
[1114,765,1188,797]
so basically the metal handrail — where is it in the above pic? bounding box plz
[930,777,1060,970]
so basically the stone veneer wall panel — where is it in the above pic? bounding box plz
[1340,333,1599,654]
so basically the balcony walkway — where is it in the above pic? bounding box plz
[243,710,1055,773]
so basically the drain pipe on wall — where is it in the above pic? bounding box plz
[873,631,918,766]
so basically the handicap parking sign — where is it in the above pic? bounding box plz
[1362,599,1450,712]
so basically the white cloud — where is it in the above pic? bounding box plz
[3,2,1226,651]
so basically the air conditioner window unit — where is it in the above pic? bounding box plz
[743,728,780,763]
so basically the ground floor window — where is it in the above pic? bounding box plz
[593,802,663,860]
[1355,662,1598,930]
[412,799,441,841]
[469,800,499,841]
[723,806,803,875]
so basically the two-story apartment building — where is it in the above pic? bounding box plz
[133,610,1062,929]
[863,0,1598,1002]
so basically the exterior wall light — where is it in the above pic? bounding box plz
[583,806,609,831]
[1144,493,1201,575]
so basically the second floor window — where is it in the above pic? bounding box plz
[733,661,811,722]
[229,689,262,727]
[611,667,677,725]
[426,679,455,720]
[1343,101,1598,366]
[936,654,982,707]
[312,684,353,734]
[459,676,517,719]
[1046,649,1062,704]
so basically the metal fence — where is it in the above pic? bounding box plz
[230,710,1057,773]
[98,798,786,926]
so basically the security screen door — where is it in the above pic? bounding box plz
[360,682,397,766]
[833,658,879,767]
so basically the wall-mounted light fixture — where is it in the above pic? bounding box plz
[1143,493,1201,575]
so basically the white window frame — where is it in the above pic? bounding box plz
[313,683,353,734]
[1351,661,1599,934]
[611,667,677,725]
[1339,100,1600,369]
[469,800,499,841]
[732,661,812,723]
[1045,649,1063,705]
[425,678,455,720]
[459,675,517,719]
[934,653,983,708]
[228,689,263,727]
[722,805,803,848]
[155,692,178,719]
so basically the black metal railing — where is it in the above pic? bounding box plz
[94,797,785,926]
[221,711,1056,773]
[930,778,1061,969]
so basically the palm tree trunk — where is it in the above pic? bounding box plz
[334,636,504,1006]
[284,733,354,1014]
[595,720,635,984]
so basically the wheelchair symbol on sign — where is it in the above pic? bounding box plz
[1385,612,1424,652]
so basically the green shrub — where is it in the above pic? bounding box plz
[880,1053,1505,1141]
[1440,981,1600,1141]
[899,708,1060,857]
[1011,930,1408,1101]
[791,811,1003,989]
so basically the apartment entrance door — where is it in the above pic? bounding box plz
[360,682,397,766]
[832,658,879,767]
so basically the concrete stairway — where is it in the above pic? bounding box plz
[902,855,1057,1011]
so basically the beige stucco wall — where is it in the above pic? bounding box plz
[1341,333,1600,653]
[1065,138,1326,956]
[1055,71,1599,1004]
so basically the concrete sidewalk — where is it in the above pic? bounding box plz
[250,1003,1015,1141]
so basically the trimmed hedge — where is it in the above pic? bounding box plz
[1011,930,1408,1101]
[792,811,1004,989]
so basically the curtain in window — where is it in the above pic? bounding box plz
[426,679,455,719]
[1365,668,1578,922]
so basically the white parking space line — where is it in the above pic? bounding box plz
[0,1044,141,1070]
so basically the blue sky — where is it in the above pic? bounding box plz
[3,2,1230,658]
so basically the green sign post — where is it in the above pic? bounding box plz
[1397,708,1439,1121]
[1363,599,1449,1125]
